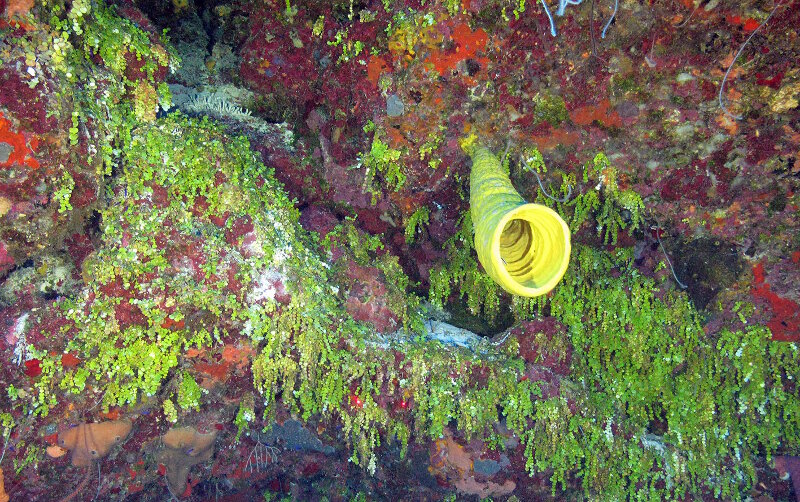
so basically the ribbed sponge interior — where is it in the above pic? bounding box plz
[499,219,535,278]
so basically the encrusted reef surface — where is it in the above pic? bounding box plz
[0,0,799,500]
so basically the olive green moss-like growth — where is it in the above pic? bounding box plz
[250,214,532,472]
[429,211,503,322]
[574,152,645,245]
[38,115,303,412]
[7,2,794,498]
[177,373,203,412]
[360,134,406,204]
[234,393,256,443]
[321,216,425,333]
[519,245,800,498]
[16,114,796,498]
[16,113,537,476]
[524,149,645,245]
[404,206,430,245]
[430,147,798,497]
[249,295,538,473]
[42,0,178,174]
[531,92,569,127]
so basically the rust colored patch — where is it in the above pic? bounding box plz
[0,466,7,502]
[751,262,800,342]
[4,0,34,19]
[194,361,232,382]
[61,352,81,368]
[0,112,39,169]
[427,23,488,75]
[366,55,390,86]
[160,317,185,330]
[221,343,253,373]
[2,0,35,30]
[99,408,121,420]
[569,99,622,128]
[529,128,580,150]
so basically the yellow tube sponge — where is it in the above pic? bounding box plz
[469,147,571,297]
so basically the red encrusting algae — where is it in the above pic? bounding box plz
[752,262,800,342]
